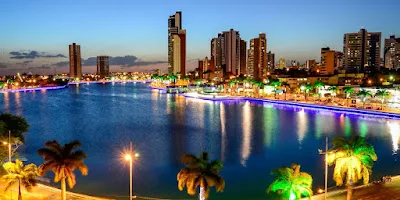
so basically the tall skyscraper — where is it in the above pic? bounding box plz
[97,56,109,78]
[69,43,82,79]
[384,35,400,69]
[320,47,335,75]
[248,33,267,80]
[267,51,275,72]
[210,29,244,77]
[168,11,185,75]
[172,30,186,75]
[343,28,381,73]
[240,39,247,75]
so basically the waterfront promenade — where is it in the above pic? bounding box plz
[0,181,113,200]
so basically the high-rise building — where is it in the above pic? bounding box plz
[248,33,267,80]
[305,60,316,71]
[69,43,82,79]
[240,39,247,75]
[343,28,381,73]
[172,29,186,75]
[168,11,185,75]
[384,35,400,69]
[267,51,275,72]
[198,60,204,79]
[334,51,344,70]
[97,56,109,78]
[320,47,335,75]
[210,29,244,77]
[277,58,286,70]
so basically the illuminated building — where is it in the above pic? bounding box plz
[343,28,381,73]
[69,43,82,78]
[267,51,275,72]
[168,11,185,74]
[172,29,186,75]
[384,35,400,69]
[248,33,267,81]
[320,47,335,75]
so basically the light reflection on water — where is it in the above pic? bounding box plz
[1,82,400,200]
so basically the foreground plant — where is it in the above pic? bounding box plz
[268,164,313,200]
[177,152,225,200]
[37,140,88,200]
[2,159,38,200]
[327,136,377,200]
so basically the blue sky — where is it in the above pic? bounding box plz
[0,0,399,66]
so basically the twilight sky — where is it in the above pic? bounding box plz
[0,0,399,75]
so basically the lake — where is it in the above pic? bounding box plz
[1,82,400,200]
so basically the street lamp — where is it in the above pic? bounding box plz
[318,137,329,200]
[125,142,139,200]
[2,131,12,162]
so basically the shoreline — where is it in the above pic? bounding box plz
[0,85,68,93]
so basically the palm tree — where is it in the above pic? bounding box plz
[37,140,88,200]
[327,136,377,200]
[328,86,338,103]
[268,164,313,200]
[301,84,313,102]
[374,90,390,110]
[168,74,177,85]
[177,152,225,200]
[269,79,281,99]
[313,81,325,101]
[281,82,290,100]
[343,86,355,107]
[2,160,38,200]
[357,89,372,109]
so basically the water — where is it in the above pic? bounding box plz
[1,82,400,200]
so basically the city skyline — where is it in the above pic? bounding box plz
[0,0,399,75]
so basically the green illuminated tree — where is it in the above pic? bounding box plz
[343,87,355,107]
[313,81,325,99]
[374,90,390,110]
[328,86,338,103]
[1,159,38,200]
[268,164,313,200]
[357,89,372,109]
[177,152,225,200]
[269,79,281,99]
[281,82,290,100]
[327,136,377,200]
[37,140,88,200]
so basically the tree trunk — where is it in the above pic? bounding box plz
[347,185,353,200]
[61,177,67,200]
[18,179,22,200]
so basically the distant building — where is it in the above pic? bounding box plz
[334,51,344,70]
[97,56,109,78]
[198,60,204,79]
[320,47,335,75]
[277,58,286,70]
[168,11,186,75]
[267,51,275,72]
[172,30,186,75]
[384,35,400,69]
[305,60,316,71]
[69,43,82,79]
[248,33,267,80]
[343,28,381,73]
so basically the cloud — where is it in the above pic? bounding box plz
[0,63,7,68]
[9,50,66,59]
[17,60,33,65]
[54,55,167,68]
[28,65,51,70]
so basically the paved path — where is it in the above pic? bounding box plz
[0,181,113,200]
[310,176,400,200]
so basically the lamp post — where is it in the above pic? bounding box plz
[125,142,139,200]
[2,130,11,162]
[318,137,329,200]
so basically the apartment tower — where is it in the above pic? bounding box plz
[69,43,82,79]
[97,56,110,78]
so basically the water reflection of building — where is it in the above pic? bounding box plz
[220,104,227,162]
[297,109,307,145]
[169,96,187,166]
[263,104,277,148]
[387,121,400,153]
[241,101,252,166]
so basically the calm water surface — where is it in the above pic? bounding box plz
[1,82,400,200]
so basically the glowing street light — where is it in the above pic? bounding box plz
[2,131,12,162]
[125,142,139,200]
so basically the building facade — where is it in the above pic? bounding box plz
[305,60,316,71]
[267,51,275,73]
[168,11,185,75]
[343,28,381,73]
[247,33,267,80]
[69,43,82,79]
[172,30,186,75]
[277,58,286,70]
[320,47,335,75]
[96,56,110,78]
[384,35,400,69]
[240,39,247,75]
